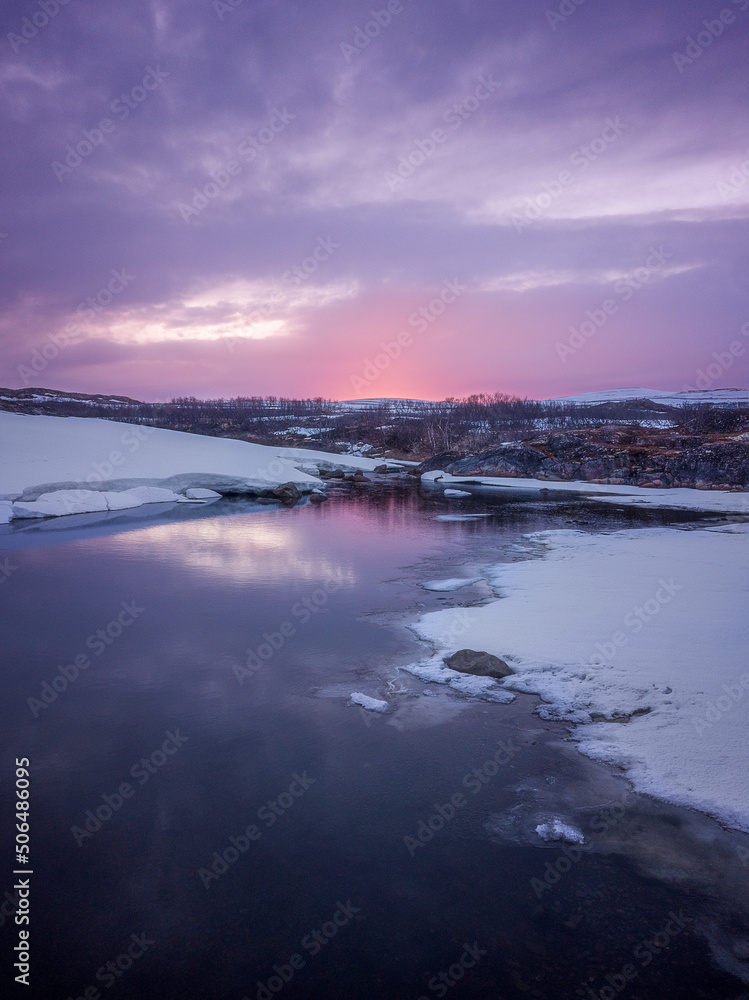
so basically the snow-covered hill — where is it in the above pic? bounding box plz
[548,387,749,408]
[0,412,387,523]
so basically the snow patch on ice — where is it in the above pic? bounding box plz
[444,489,471,497]
[350,692,389,713]
[184,488,222,500]
[535,818,585,844]
[421,577,481,592]
[433,514,491,521]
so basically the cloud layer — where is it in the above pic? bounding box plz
[1,0,748,400]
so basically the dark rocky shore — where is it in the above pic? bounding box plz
[411,425,749,491]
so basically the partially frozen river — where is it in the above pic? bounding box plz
[2,481,748,999]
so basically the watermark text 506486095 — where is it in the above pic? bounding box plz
[14,757,32,986]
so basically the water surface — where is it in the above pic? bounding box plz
[1,482,747,999]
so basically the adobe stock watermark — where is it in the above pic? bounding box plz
[681,321,749,391]
[71,729,188,846]
[17,268,134,384]
[349,279,466,392]
[198,771,315,888]
[0,557,18,586]
[555,246,672,362]
[580,577,682,669]
[531,791,636,897]
[233,578,342,685]
[52,67,169,181]
[403,739,521,856]
[692,673,749,736]
[359,611,477,728]
[27,600,145,717]
[178,106,295,223]
[0,887,19,931]
[717,150,749,202]
[65,932,155,999]
[226,236,340,353]
[84,424,156,484]
[416,942,487,1000]
[512,118,628,233]
[384,74,501,191]
[577,910,691,1000]
[546,0,590,31]
[672,2,747,73]
[213,0,244,20]
[245,900,361,1000]
[340,0,412,61]
[7,0,73,54]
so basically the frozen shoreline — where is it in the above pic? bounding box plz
[0,412,389,523]
[412,523,749,833]
[421,470,749,515]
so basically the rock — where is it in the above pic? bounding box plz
[309,491,328,504]
[445,649,513,679]
[257,497,280,505]
[448,445,544,478]
[324,469,345,479]
[272,481,302,505]
[353,472,371,482]
[373,465,388,473]
[414,452,464,474]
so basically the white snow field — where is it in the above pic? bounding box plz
[414,525,749,832]
[421,471,749,515]
[0,412,386,521]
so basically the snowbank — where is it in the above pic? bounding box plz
[414,525,749,832]
[422,471,749,515]
[0,412,390,522]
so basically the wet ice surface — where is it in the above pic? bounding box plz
[1,480,748,999]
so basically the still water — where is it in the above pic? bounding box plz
[1,482,747,999]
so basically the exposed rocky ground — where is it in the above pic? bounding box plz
[413,425,749,490]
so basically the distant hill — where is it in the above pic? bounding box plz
[0,386,142,409]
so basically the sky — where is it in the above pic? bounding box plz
[1,0,748,402]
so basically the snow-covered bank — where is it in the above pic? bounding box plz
[421,470,749,515]
[413,524,749,832]
[0,412,388,521]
